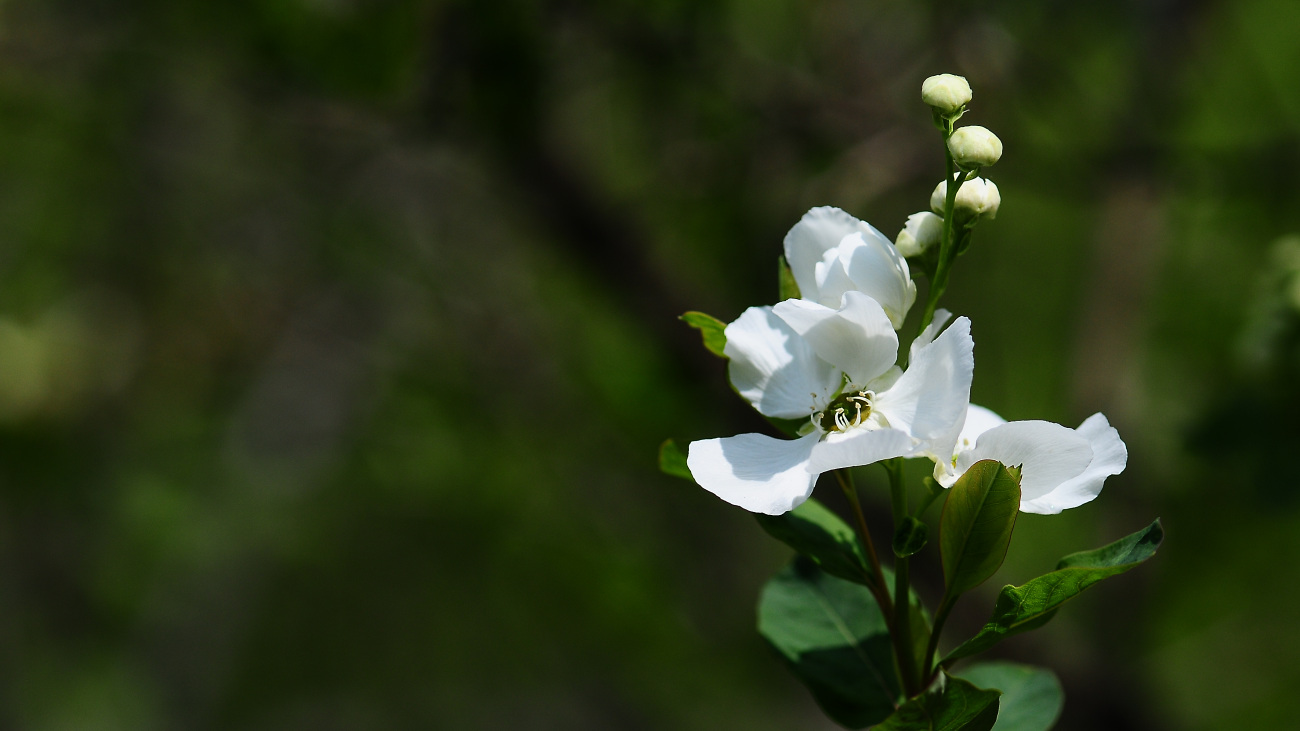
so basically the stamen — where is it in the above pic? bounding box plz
[818,389,877,433]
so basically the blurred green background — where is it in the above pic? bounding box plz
[0,0,1297,729]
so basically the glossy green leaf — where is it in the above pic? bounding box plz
[680,311,727,358]
[944,519,1164,663]
[940,461,1021,598]
[778,255,801,301]
[954,662,1063,731]
[893,516,930,557]
[757,557,900,728]
[658,439,693,481]
[1055,518,1164,571]
[755,498,875,587]
[874,674,1001,731]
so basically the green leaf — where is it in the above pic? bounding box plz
[940,461,1021,599]
[915,476,947,518]
[893,516,929,558]
[658,439,693,481]
[778,255,801,300]
[680,311,727,358]
[874,674,1001,731]
[1055,518,1164,571]
[755,498,875,587]
[757,557,900,728]
[953,662,1063,731]
[944,519,1164,663]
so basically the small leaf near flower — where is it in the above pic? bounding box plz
[680,311,727,358]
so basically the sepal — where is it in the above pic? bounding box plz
[778,255,801,301]
[680,311,727,358]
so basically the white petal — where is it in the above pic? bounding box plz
[873,317,974,458]
[934,403,1007,487]
[807,428,916,473]
[783,207,881,302]
[958,404,1007,450]
[812,241,857,310]
[1021,414,1127,515]
[772,292,898,386]
[724,306,841,419]
[686,432,822,515]
[908,309,952,363]
[840,232,917,329]
[956,421,1094,507]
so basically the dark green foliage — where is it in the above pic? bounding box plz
[873,674,1001,731]
[757,558,901,728]
[893,516,930,558]
[755,498,876,586]
[954,662,1063,731]
[945,521,1163,663]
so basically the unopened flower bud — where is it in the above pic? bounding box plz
[948,126,1003,168]
[921,74,972,115]
[895,212,943,257]
[930,177,1001,221]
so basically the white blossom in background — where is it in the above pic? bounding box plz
[782,207,917,330]
[895,212,944,258]
[687,294,973,515]
[931,177,1001,221]
[934,403,1128,514]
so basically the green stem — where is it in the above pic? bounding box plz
[884,459,920,695]
[923,594,958,684]
[835,470,895,623]
[893,554,919,695]
[885,458,908,525]
[916,118,964,337]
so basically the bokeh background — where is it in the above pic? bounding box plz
[0,0,1297,729]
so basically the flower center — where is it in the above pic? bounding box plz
[815,389,873,433]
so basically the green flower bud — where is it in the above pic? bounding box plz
[921,74,972,114]
[948,125,1003,168]
[895,212,943,257]
[930,177,1001,221]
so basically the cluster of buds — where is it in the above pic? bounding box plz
[896,74,1003,258]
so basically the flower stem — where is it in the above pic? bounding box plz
[923,594,957,684]
[884,459,921,695]
[835,469,894,623]
[916,122,962,336]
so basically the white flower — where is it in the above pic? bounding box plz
[948,126,1003,168]
[922,74,972,114]
[895,212,944,258]
[930,177,1001,221]
[783,207,917,329]
[687,296,974,514]
[935,404,1128,514]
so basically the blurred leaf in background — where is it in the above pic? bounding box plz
[0,0,1297,729]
